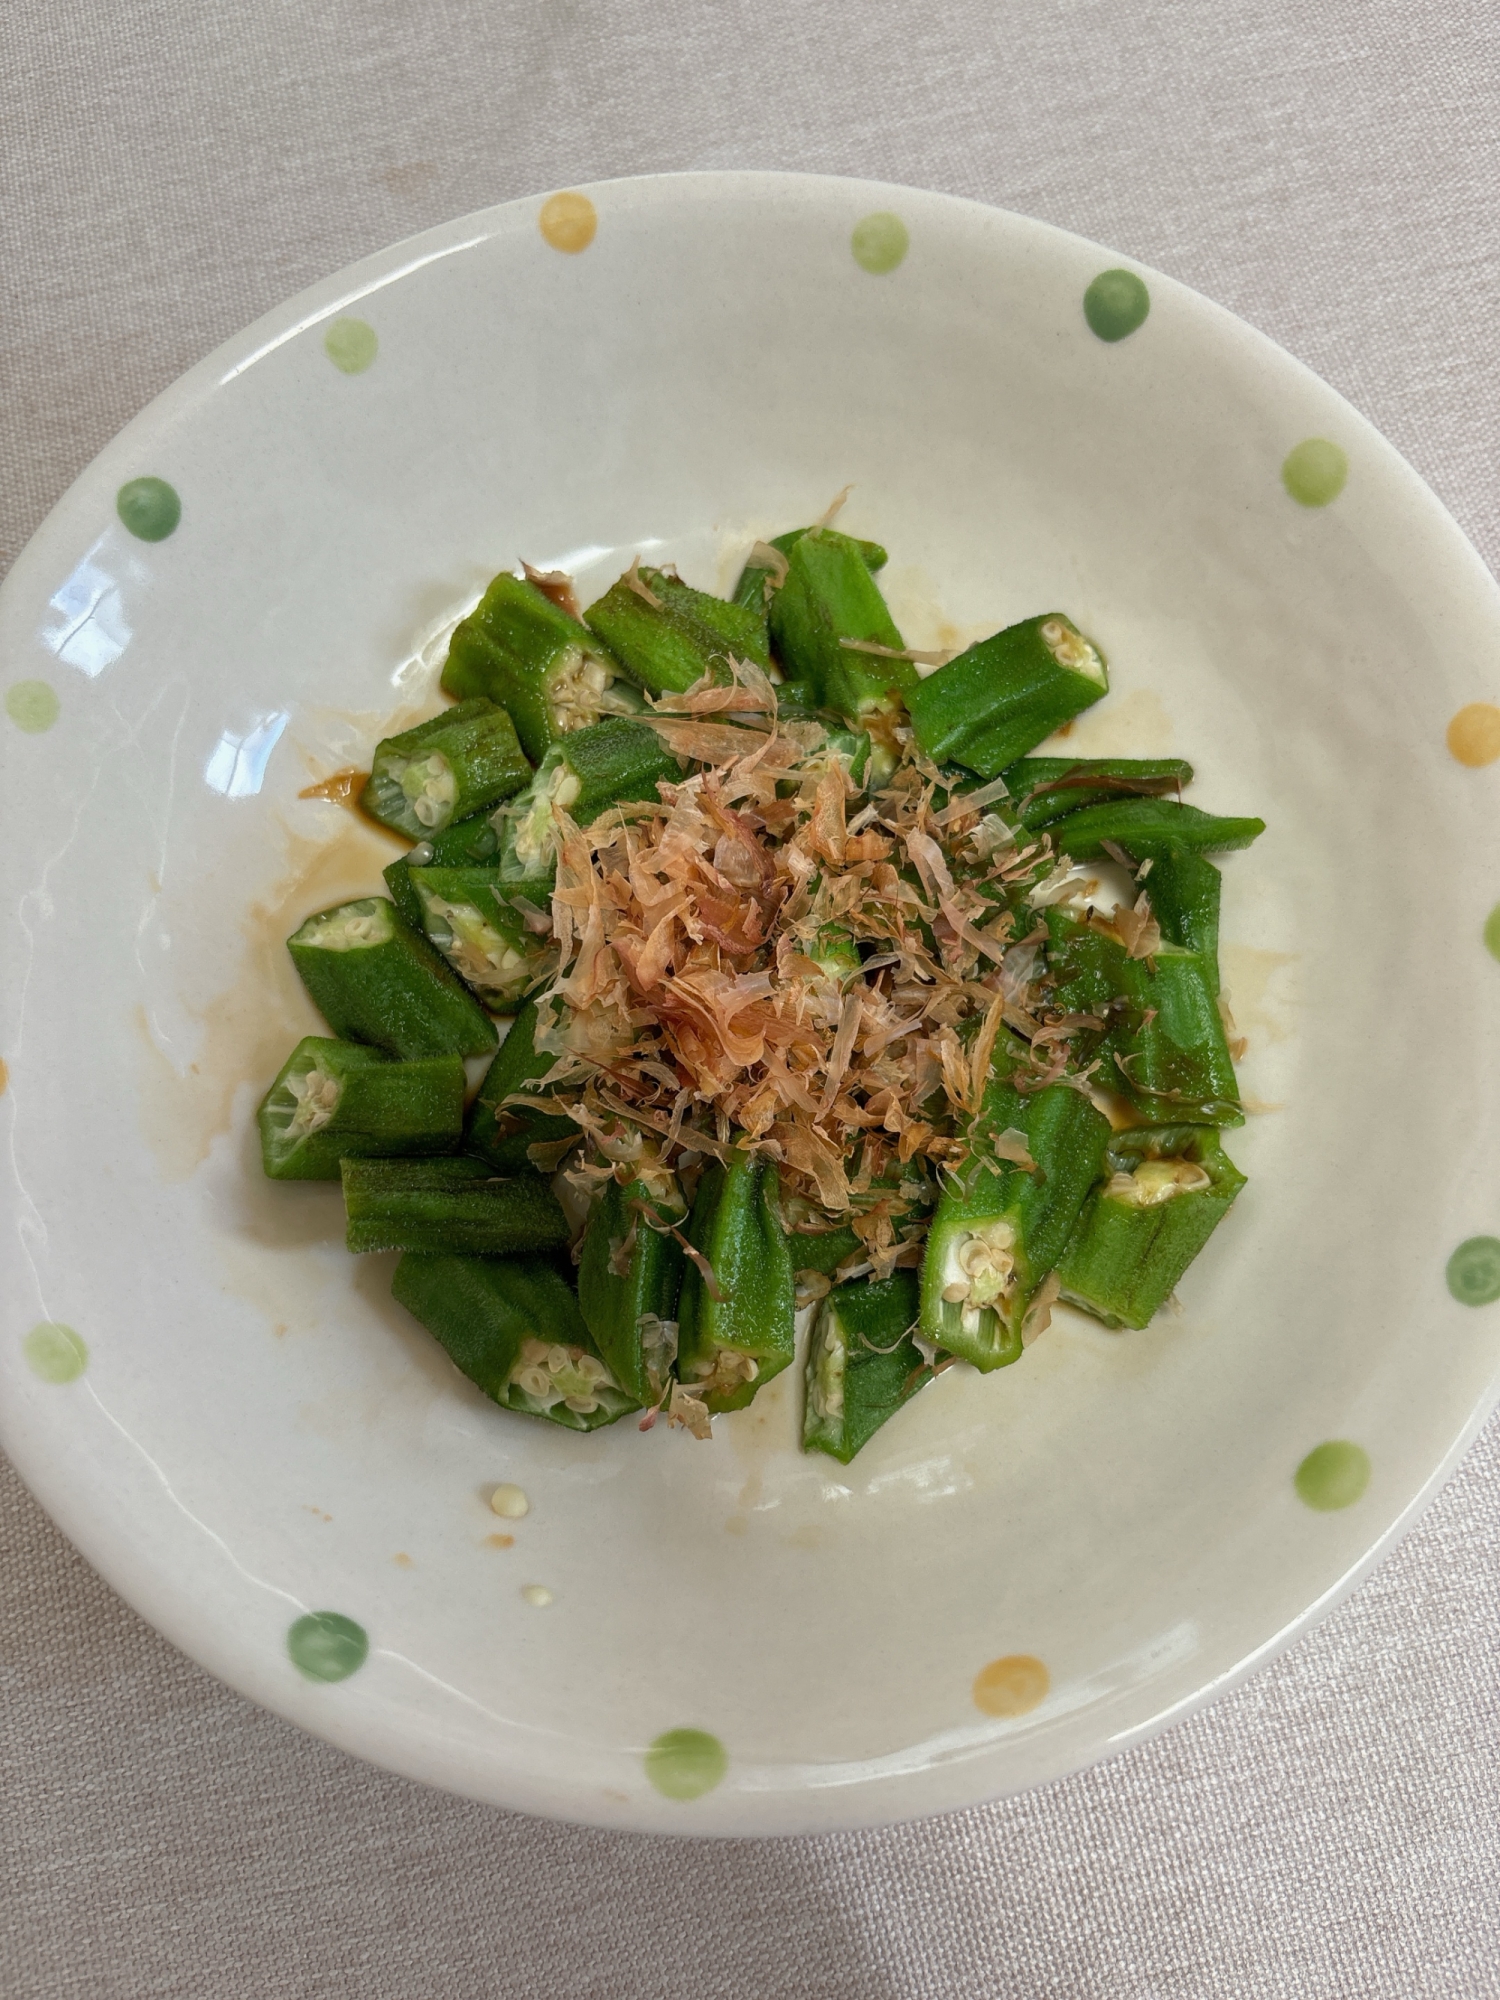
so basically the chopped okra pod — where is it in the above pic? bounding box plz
[405,866,541,1010]
[441,570,638,764]
[908,615,1108,778]
[586,566,769,695]
[383,812,504,931]
[287,897,498,1058]
[1141,846,1222,988]
[1110,947,1243,1127]
[391,1252,637,1428]
[676,1155,796,1414]
[768,526,915,721]
[1039,796,1264,861]
[341,1157,569,1255]
[493,717,681,887]
[465,999,578,1171]
[1057,1127,1247,1329]
[360,699,530,840]
[804,1271,929,1464]
[257,1038,466,1179]
[1002,756,1193,832]
[578,1171,687,1405]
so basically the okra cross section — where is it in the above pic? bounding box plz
[1057,1126,1247,1329]
[804,1271,930,1465]
[341,1157,569,1255]
[256,1037,466,1180]
[908,614,1108,779]
[287,897,498,1058]
[494,718,681,887]
[441,571,638,765]
[586,567,769,696]
[465,998,579,1171]
[578,1170,687,1406]
[360,698,531,841]
[405,865,540,1010]
[768,526,914,721]
[676,1154,796,1413]
[391,1252,637,1430]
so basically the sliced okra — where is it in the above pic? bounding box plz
[406,865,539,1010]
[341,1156,569,1255]
[360,699,530,841]
[1047,796,1264,862]
[577,1170,687,1405]
[907,614,1108,779]
[675,1154,796,1413]
[787,1222,865,1278]
[256,1037,466,1180]
[465,999,578,1171]
[287,897,497,1058]
[585,567,769,696]
[768,526,914,721]
[383,810,504,931]
[732,526,888,629]
[1056,1126,1247,1329]
[1142,845,1221,990]
[919,1055,1110,1369]
[1002,756,1194,832]
[804,1270,929,1464]
[441,571,637,765]
[391,1252,637,1429]
[494,718,680,887]
[1110,946,1242,1126]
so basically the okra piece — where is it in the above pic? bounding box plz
[287,898,497,1058]
[405,865,539,1010]
[341,1157,568,1255]
[441,571,637,765]
[465,999,578,1171]
[1056,1126,1247,1329]
[383,811,504,930]
[256,1037,466,1180]
[804,1271,929,1464]
[360,699,530,840]
[391,1252,637,1429]
[585,568,769,696]
[675,1154,796,1413]
[919,1058,1110,1369]
[908,615,1108,779]
[768,527,915,720]
[494,718,680,887]
[732,526,888,627]
[1111,946,1242,1126]
[1143,846,1221,990]
[1046,797,1264,862]
[788,1222,864,1277]
[577,1170,687,1405]
[1002,756,1193,832]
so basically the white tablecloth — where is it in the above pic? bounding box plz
[5,3,1499,1992]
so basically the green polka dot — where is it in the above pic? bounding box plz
[116,476,181,542]
[1483,906,1500,961]
[644,1727,727,1801]
[324,318,378,374]
[1294,1440,1370,1512]
[1083,268,1150,342]
[851,213,909,276]
[1446,1236,1500,1306]
[23,1323,88,1384]
[6,681,60,734]
[287,1611,368,1682]
[1282,438,1347,508]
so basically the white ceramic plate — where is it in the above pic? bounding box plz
[5,172,1500,1836]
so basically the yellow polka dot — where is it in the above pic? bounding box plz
[972,1653,1050,1718]
[0,1058,8,1096]
[1446,703,1500,767]
[539,191,597,254]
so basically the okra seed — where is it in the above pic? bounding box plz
[490,1483,530,1519]
[521,1583,554,1607]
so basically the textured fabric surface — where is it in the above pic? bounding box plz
[4,2,1499,1993]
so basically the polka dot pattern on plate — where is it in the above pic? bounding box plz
[1446,703,1500,767]
[539,191,597,254]
[324,317,378,374]
[5,680,59,733]
[23,1323,88,1384]
[116,476,181,541]
[1282,438,1347,508]
[1082,269,1150,342]
[1484,907,1500,962]
[972,1654,1050,1717]
[851,212,909,275]
[287,1611,369,1682]
[1294,1440,1370,1511]
[1446,1236,1500,1306]
[644,1728,727,1801]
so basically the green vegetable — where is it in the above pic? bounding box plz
[768,527,914,720]
[919,1054,1110,1369]
[494,717,680,886]
[440,571,637,765]
[804,1271,929,1463]
[1003,756,1193,832]
[256,1037,465,1180]
[731,526,888,635]
[907,614,1108,778]
[391,1253,637,1429]
[465,999,578,1171]
[1142,846,1221,990]
[406,865,540,1010]
[1045,797,1264,861]
[1057,1126,1247,1329]
[360,699,530,840]
[341,1158,569,1255]
[578,1170,686,1405]
[383,812,506,930]
[287,897,497,1058]
[787,1223,864,1277]
[1111,946,1243,1127]
[676,1154,796,1413]
[585,567,769,696]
